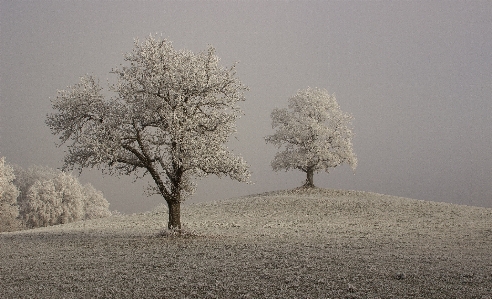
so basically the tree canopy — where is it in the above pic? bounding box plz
[0,156,20,231]
[46,36,250,229]
[265,87,357,187]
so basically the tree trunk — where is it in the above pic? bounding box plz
[305,168,315,188]
[167,200,181,230]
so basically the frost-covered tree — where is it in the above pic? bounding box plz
[23,179,61,228]
[13,165,111,229]
[23,172,85,228]
[13,165,59,217]
[46,36,250,229]
[0,156,20,232]
[83,183,111,220]
[265,87,357,188]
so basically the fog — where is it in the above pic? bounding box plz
[1,1,491,213]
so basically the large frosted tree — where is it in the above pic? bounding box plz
[46,36,250,229]
[265,87,357,188]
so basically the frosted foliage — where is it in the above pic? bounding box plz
[46,35,250,210]
[23,172,85,228]
[83,183,111,219]
[0,157,20,230]
[13,165,60,216]
[265,87,357,178]
[13,167,111,229]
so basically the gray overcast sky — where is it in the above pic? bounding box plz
[1,1,491,213]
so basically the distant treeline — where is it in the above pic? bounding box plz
[0,156,112,232]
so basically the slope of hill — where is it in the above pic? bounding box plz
[1,188,491,298]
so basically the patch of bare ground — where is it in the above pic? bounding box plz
[1,188,491,298]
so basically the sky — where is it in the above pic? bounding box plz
[1,0,491,213]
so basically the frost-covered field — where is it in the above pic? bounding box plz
[1,188,491,298]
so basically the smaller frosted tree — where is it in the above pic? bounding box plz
[0,156,20,232]
[23,172,85,228]
[83,183,111,219]
[13,165,59,218]
[13,165,111,229]
[24,179,62,228]
[265,87,357,188]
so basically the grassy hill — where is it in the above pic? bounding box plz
[1,188,491,298]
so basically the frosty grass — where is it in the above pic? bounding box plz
[1,188,491,298]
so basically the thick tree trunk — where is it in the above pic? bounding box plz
[305,168,315,188]
[167,200,181,230]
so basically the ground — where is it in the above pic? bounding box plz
[1,188,491,298]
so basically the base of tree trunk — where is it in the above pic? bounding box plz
[302,182,316,188]
[305,168,315,188]
[167,200,181,230]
